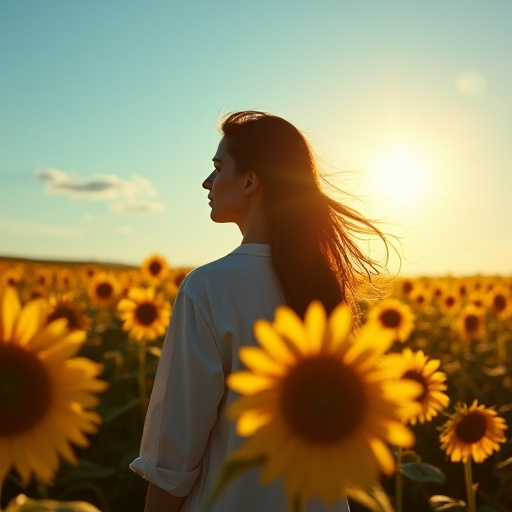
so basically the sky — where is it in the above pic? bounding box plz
[1,0,511,277]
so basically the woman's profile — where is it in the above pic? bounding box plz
[130,111,391,512]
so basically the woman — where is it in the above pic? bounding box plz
[130,111,390,511]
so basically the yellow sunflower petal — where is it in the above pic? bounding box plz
[273,306,309,353]
[226,371,276,395]
[12,298,46,346]
[325,302,352,352]
[239,346,287,376]
[236,410,274,436]
[1,286,21,342]
[303,301,327,354]
[254,320,296,365]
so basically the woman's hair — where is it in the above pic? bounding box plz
[220,110,392,319]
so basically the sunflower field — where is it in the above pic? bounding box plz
[0,255,511,512]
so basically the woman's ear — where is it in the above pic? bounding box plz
[244,170,260,195]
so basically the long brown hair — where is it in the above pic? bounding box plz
[221,111,391,318]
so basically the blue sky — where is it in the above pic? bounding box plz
[1,0,511,276]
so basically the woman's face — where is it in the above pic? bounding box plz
[202,137,250,226]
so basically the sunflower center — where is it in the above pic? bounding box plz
[96,282,113,299]
[0,344,52,435]
[149,261,162,276]
[402,370,428,402]
[135,302,158,325]
[464,314,479,333]
[445,297,455,307]
[493,294,506,313]
[455,411,487,444]
[402,281,413,295]
[379,309,401,328]
[48,305,79,330]
[280,356,366,444]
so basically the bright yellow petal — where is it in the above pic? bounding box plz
[254,320,296,365]
[239,346,286,376]
[303,301,326,354]
[1,286,21,342]
[368,437,396,476]
[273,306,308,353]
[236,410,274,436]
[12,299,46,346]
[325,302,352,352]
[227,371,276,395]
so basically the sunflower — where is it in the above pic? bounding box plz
[467,292,486,310]
[141,254,169,283]
[46,294,91,332]
[409,287,432,311]
[1,266,24,289]
[226,301,420,509]
[395,278,415,298]
[81,264,99,281]
[117,287,171,342]
[439,400,507,463]
[487,287,512,319]
[366,298,415,342]
[391,348,449,425]
[0,287,107,485]
[56,268,77,291]
[88,272,120,307]
[437,290,461,316]
[455,305,486,342]
[32,266,54,289]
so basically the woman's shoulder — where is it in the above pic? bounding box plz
[179,244,272,296]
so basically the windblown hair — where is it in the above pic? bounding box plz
[221,110,391,319]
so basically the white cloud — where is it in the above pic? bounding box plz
[34,168,166,213]
[109,200,167,213]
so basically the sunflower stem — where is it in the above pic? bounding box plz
[138,339,148,413]
[496,319,506,365]
[464,458,476,512]
[395,446,403,512]
[288,495,305,512]
[459,348,468,403]
[37,480,49,499]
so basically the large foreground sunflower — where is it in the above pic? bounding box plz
[439,400,507,463]
[0,287,107,485]
[117,287,171,342]
[226,301,420,510]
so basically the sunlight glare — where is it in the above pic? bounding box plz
[368,144,428,212]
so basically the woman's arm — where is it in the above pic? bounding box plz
[144,483,186,512]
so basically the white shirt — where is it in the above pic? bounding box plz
[130,244,349,512]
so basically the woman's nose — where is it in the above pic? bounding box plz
[202,171,215,189]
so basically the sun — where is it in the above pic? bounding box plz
[368,144,429,211]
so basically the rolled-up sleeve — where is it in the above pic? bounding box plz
[129,283,225,496]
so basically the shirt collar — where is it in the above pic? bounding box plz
[229,244,271,257]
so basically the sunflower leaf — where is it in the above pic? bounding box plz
[56,459,117,484]
[399,462,446,483]
[202,456,266,512]
[428,495,466,511]
[100,397,140,423]
[5,494,101,512]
